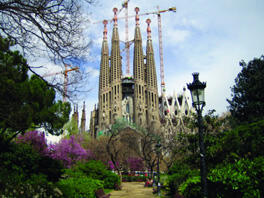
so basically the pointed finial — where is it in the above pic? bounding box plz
[146,18,151,38]
[135,7,140,26]
[103,20,108,39]
[113,8,118,26]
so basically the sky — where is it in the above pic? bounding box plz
[34,0,264,135]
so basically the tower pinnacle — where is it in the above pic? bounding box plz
[103,20,108,39]
[146,19,151,39]
[81,101,86,133]
[113,8,118,26]
[135,7,140,26]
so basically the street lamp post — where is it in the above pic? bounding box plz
[187,73,208,198]
[155,140,162,196]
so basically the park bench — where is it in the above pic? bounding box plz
[95,188,111,198]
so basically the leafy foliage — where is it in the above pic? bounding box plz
[167,162,199,195]
[0,142,64,197]
[227,56,264,124]
[16,130,49,155]
[208,157,264,198]
[1,173,62,198]
[71,160,120,189]
[63,118,79,138]
[178,176,201,198]
[57,171,103,198]
[0,37,71,143]
[167,119,264,197]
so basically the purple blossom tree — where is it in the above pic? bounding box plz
[108,161,120,170]
[49,135,92,167]
[16,131,49,155]
[127,157,144,171]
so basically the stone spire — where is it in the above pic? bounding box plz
[133,7,147,127]
[98,20,111,131]
[145,19,160,130]
[72,104,79,127]
[80,101,86,133]
[110,7,122,123]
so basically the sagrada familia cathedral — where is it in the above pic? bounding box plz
[88,8,194,139]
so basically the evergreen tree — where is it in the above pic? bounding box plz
[227,56,264,124]
[0,37,71,143]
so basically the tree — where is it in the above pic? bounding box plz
[0,0,95,100]
[63,118,79,138]
[49,135,91,167]
[0,37,71,143]
[227,56,264,124]
[0,0,94,62]
[16,131,48,155]
[126,157,144,172]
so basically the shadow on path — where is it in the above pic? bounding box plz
[110,182,155,198]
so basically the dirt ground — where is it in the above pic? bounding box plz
[110,182,156,198]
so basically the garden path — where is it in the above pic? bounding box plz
[110,182,155,198]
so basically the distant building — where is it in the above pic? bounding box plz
[89,8,193,138]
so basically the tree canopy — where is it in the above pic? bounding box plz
[227,56,264,124]
[0,37,71,142]
[0,0,94,62]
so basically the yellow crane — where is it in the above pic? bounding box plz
[43,64,79,102]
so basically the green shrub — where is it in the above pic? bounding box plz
[208,157,264,198]
[0,142,64,197]
[0,142,63,182]
[57,176,103,198]
[167,162,199,195]
[71,160,120,189]
[178,176,201,198]
[0,174,61,198]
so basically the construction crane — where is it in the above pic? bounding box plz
[93,6,176,88]
[156,6,177,95]
[43,64,79,102]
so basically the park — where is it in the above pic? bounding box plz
[0,0,264,198]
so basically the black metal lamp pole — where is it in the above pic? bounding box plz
[187,73,208,198]
[155,140,162,196]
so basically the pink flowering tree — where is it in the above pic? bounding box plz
[49,135,92,168]
[16,131,49,155]
[127,157,144,172]
[108,161,120,171]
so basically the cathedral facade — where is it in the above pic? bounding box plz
[89,8,193,138]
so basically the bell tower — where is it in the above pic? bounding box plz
[145,19,160,130]
[133,7,147,127]
[110,8,123,123]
